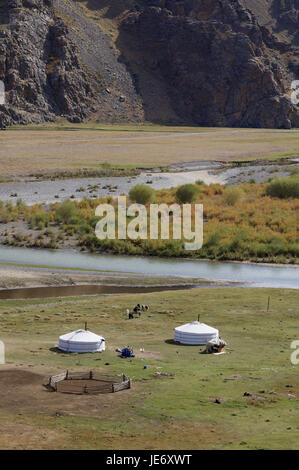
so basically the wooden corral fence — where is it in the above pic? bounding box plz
[48,371,131,395]
[49,371,67,391]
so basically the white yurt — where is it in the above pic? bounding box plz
[58,329,106,353]
[174,321,219,345]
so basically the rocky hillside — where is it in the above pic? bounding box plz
[0,0,298,128]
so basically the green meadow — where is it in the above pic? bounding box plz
[0,287,298,449]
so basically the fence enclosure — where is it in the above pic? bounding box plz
[48,371,131,395]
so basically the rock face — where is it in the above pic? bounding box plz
[120,0,299,128]
[0,0,97,125]
[0,0,143,126]
[0,0,298,128]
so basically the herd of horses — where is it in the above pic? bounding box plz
[126,304,150,319]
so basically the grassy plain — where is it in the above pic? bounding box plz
[0,124,299,177]
[0,287,298,449]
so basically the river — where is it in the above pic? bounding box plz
[0,246,298,289]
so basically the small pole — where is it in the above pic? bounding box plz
[267,296,270,312]
[198,314,200,322]
[85,322,87,331]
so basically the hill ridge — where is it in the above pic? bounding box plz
[0,0,298,128]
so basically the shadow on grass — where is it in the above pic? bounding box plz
[49,347,104,358]
[49,347,76,354]
[164,339,201,347]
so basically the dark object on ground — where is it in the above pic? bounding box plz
[121,347,135,358]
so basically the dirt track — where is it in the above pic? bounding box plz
[0,368,130,415]
[0,368,133,449]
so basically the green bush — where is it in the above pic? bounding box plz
[129,185,155,204]
[205,231,222,247]
[265,176,299,199]
[29,212,50,230]
[223,186,243,206]
[289,167,299,176]
[78,222,93,235]
[175,184,199,203]
[55,200,80,224]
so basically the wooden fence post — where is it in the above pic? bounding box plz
[267,296,270,312]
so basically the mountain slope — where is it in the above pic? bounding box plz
[0,0,298,128]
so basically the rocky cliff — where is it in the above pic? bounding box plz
[0,0,298,128]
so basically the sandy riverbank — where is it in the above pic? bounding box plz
[0,264,223,290]
[0,159,297,205]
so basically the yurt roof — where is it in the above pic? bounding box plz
[174,321,218,334]
[59,329,104,343]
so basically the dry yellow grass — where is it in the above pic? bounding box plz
[0,125,298,176]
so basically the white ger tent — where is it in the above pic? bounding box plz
[174,321,219,345]
[58,329,106,353]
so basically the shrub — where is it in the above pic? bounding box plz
[16,198,23,207]
[129,185,155,204]
[205,231,221,247]
[175,184,199,203]
[265,176,299,199]
[29,212,50,230]
[212,184,223,195]
[195,179,205,186]
[78,222,93,235]
[289,167,299,176]
[223,186,243,206]
[55,200,79,224]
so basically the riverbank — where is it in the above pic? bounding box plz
[1,178,297,265]
[0,263,221,291]
[0,159,297,206]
